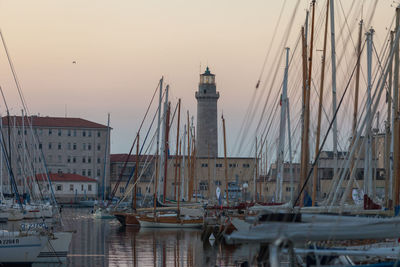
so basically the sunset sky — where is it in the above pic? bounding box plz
[0,0,394,156]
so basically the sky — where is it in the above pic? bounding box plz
[0,0,395,157]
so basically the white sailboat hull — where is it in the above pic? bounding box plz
[139,220,203,228]
[0,231,48,263]
[35,231,73,263]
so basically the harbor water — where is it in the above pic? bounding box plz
[3,208,265,267]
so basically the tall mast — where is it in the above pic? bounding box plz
[177,140,182,215]
[286,99,294,203]
[312,0,329,206]
[394,5,400,212]
[352,20,363,144]
[0,114,2,200]
[385,31,394,208]
[222,115,229,205]
[163,102,171,203]
[154,77,163,210]
[364,29,374,197]
[181,125,186,201]
[133,133,139,210]
[159,85,169,199]
[187,112,191,201]
[277,47,290,203]
[103,113,110,202]
[330,0,339,176]
[173,99,181,201]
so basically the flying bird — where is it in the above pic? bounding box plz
[72,61,76,64]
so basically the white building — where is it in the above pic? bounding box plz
[30,173,98,203]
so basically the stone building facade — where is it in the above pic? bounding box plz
[110,154,256,203]
[1,116,110,196]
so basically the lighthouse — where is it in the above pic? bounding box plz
[195,67,220,158]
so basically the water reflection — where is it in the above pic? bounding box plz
[5,208,265,267]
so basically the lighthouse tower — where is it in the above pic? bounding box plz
[195,67,220,158]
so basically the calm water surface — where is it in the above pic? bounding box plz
[25,208,263,267]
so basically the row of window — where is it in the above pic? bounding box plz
[47,155,104,164]
[44,142,101,151]
[30,128,103,138]
[49,168,102,177]
[55,184,93,192]
[200,163,250,168]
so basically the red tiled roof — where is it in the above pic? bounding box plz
[32,173,98,183]
[2,116,108,129]
[110,153,156,163]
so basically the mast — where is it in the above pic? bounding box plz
[187,112,191,201]
[181,125,186,201]
[159,85,169,200]
[394,5,400,212]
[192,132,197,202]
[154,77,163,212]
[385,31,394,208]
[330,0,339,176]
[277,47,290,203]
[0,114,2,200]
[364,29,374,197]
[177,140,182,215]
[286,98,294,203]
[173,99,181,201]
[162,102,171,203]
[222,115,229,205]
[312,0,329,206]
[133,133,139,210]
[103,113,110,202]
[254,138,257,202]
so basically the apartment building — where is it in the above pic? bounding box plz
[1,115,110,195]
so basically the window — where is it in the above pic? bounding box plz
[215,180,221,186]
[81,184,84,191]
[24,130,27,135]
[73,157,76,163]
[119,187,125,193]
[58,155,62,163]
[229,163,237,168]
[88,169,92,176]
[67,143,71,150]
[97,144,101,151]
[97,131,101,137]
[73,130,77,137]
[82,143,86,150]
[48,129,52,135]
[17,129,21,135]
[88,157,91,163]
[39,129,43,136]
[216,163,222,168]
[73,169,77,174]
[97,169,101,176]
[82,131,86,137]
[243,164,250,168]
[97,158,101,164]
[58,143,62,150]
[73,143,77,150]
[199,181,208,191]
[68,129,71,136]
[48,143,52,149]
[88,144,92,150]
[39,143,42,150]
[56,185,62,191]
[70,184,74,191]
[201,163,208,167]
[82,169,86,176]
[48,155,52,162]
[88,184,92,191]
[58,129,62,136]
[82,157,86,163]
[88,130,92,137]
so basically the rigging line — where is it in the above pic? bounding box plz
[293,39,366,208]
[109,80,163,201]
[0,29,29,115]
[123,93,164,191]
[238,0,302,152]
[256,0,288,83]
